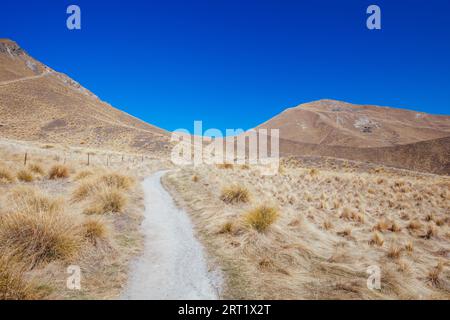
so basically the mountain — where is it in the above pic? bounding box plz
[257,100,450,174]
[0,39,170,154]
[258,99,450,148]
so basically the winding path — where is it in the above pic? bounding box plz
[121,171,220,300]
[0,70,50,86]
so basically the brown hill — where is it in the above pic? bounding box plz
[0,39,170,154]
[254,100,450,174]
[257,99,450,148]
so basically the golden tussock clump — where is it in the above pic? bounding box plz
[220,185,250,204]
[8,186,63,214]
[0,166,15,184]
[84,186,127,215]
[387,244,403,259]
[73,170,93,181]
[16,169,34,182]
[244,205,279,233]
[323,220,333,230]
[217,163,234,169]
[337,228,352,237]
[369,232,384,247]
[427,261,444,287]
[218,222,234,234]
[48,164,70,180]
[0,209,81,267]
[0,256,47,300]
[72,172,134,202]
[98,172,134,191]
[340,207,364,223]
[192,175,199,182]
[81,217,108,243]
[407,220,423,231]
[28,164,44,176]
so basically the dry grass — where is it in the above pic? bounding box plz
[0,166,14,184]
[427,262,444,287]
[48,164,70,180]
[8,186,63,214]
[73,170,93,181]
[387,244,403,259]
[217,163,234,169]
[28,163,44,175]
[163,158,450,299]
[369,232,384,247]
[84,186,127,215]
[98,172,134,191]
[219,222,234,234]
[220,185,250,204]
[81,217,108,243]
[0,256,47,300]
[0,209,81,267]
[244,205,279,233]
[17,169,34,182]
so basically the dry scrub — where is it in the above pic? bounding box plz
[164,158,450,299]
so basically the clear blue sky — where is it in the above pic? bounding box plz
[1,0,449,132]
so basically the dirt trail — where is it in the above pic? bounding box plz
[0,70,50,86]
[121,171,221,300]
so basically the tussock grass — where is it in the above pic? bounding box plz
[244,205,279,232]
[17,169,34,182]
[0,210,81,267]
[0,166,14,184]
[82,217,108,243]
[217,163,234,169]
[220,185,250,204]
[219,222,234,234]
[28,164,44,176]
[0,256,47,300]
[73,170,93,181]
[407,220,423,231]
[48,164,70,180]
[369,232,384,247]
[8,186,63,214]
[340,207,364,223]
[84,186,127,215]
[192,175,199,182]
[427,262,443,286]
[98,172,134,191]
[387,244,402,259]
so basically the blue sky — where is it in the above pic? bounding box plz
[1,0,449,132]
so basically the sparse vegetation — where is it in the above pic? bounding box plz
[0,166,14,184]
[0,208,81,266]
[163,159,450,299]
[0,256,47,300]
[48,164,69,180]
[28,163,44,175]
[84,186,127,215]
[17,169,34,182]
[220,185,250,204]
[82,217,108,243]
[244,205,279,232]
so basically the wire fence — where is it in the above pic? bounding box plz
[1,149,160,168]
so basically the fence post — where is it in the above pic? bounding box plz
[107,155,109,166]
[24,152,28,166]
[87,153,90,166]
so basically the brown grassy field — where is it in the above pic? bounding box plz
[163,159,450,299]
[0,138,168,299]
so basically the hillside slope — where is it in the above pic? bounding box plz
[0,39,170,154]
[258,99,450,148]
